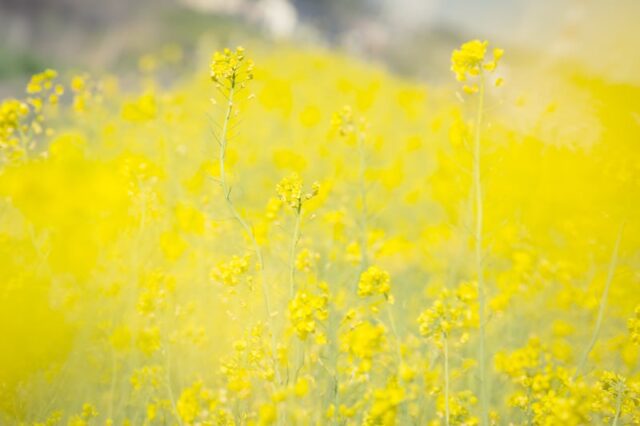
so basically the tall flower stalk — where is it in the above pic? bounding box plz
[331,106,371,283]
[576,222,625,376]
[211,47,281,384]
[451,40,503,426]
[275,173,319,299]
[473,74,488,426]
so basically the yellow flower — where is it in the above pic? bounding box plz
[295,248,320,272]
[341,321,385,369]
[628,305,640,345]
[288,289,329,339]
[121,92,158,122]
[210,255,251,287]
[210,46,254,91]
[276,173,319,211]
[451,40,488,81]
[418,282,477,340]
[258,402,277,425]
[451,40,504,84]
[357,265,391,298]
[364,378,404,426]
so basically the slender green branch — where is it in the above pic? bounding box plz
[217,84,281,385]
[576,222,625,376]
[443,333,450,426]
[357,132,369,272]
[289,207,301,298]
[386,302,403,366]
[612,384,623,426]
[473,75,489,426]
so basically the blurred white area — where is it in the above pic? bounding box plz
[0,0,638,86]
[181,0,245,13]
[378,0,640,83]
[252,0,298,39]
[381,0,441,28]
[180,0,298,38]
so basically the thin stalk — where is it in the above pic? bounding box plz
[473,76,489,426]
[612,385,623,426]
[576,222,625,376]
[217,84,281,385]
[357,132,369,272]
[386,302,403,366]
[443,334,450,426]
[108,349,117,422]
[165,346,183,426]
[387,301,408,423]
[289,207,301,298]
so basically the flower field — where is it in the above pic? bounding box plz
[0,38,639,425]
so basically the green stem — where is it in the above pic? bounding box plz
[473,76,489,426]
[443,334,450,426]
[576,222,625,376]
[165,346,183,426]
[386,302,403,366]
[217,84,281,385]
[357,132,369,273]
[612,385,623,426]
[289,207,301,298]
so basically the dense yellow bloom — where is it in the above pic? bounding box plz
[357,265,391,298]
[275,173,319,211]
[341,321,386,371]
[121,92,158,122]
[418,282,477,340]
[1,37,639,426]
[595,371,640,425]
[66,403,97,426]
[210,255,251,287]
[451,40,504,90]
[432,390,478,426]
[295,248,320,272]
[363,378,404,426]
[628,305,640,345]
[0,99,29,150]
[331,105,368,145]
[288,289,329,339]
[26,69,58,94]
[210,46,254,91]
[177,381,234,425]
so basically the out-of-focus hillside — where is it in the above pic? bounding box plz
[2,0,639,90]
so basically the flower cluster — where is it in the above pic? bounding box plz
[275,173,319,211]
[295,248,320,272]
[331,105,368,144]
[288,287,329,340]
[434,390,478,426]
[340,320,386,372]
[357,265,391,298]
[595,371,640,424]
[210,46,254,91]
[70,74,104,113]
[0,99,29,156]
[67,403,97,426]
[628,305,640,345]
[451,40,504,92]
[220,323,276,398]
[176,381,234,426]
[210,255,251,287]
[26,69,63,102]
[363,378,404,426]
[417,282,477,341]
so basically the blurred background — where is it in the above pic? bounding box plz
[1,0,639,96]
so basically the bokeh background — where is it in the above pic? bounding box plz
[2,0,639,93]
